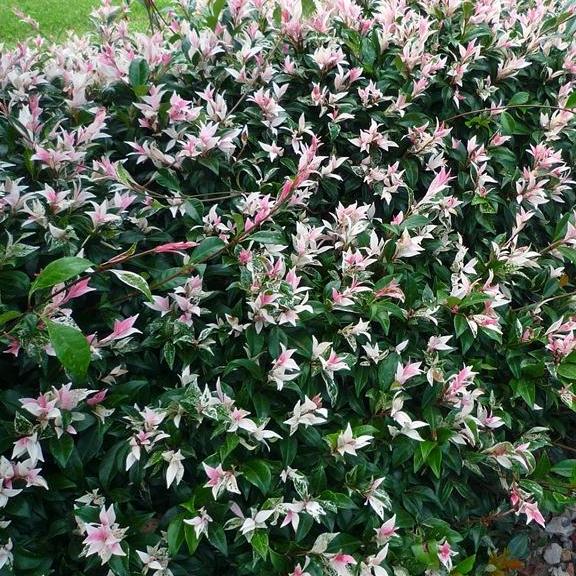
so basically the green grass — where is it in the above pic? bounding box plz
[0,0,171,44]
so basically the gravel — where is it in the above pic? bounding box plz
[524,508,576,575]
[544,544,564,565]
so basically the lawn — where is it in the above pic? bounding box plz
[0,0,171,44]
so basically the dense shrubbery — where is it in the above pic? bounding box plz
[1,0,576,574]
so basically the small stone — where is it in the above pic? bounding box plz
[546,516,575,537]
[561,549,572,562]
[544,543,564,565]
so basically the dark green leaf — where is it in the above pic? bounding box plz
[30,257,92,294]
[0,310,22,327]
[198,155,220,175]
[557,363,576,380]
[108,551,130,576]
[219,434,240,462]
[98,442,127,487]
[320,491,358,510]
[128,58,149,88]
[167,515,185,555]
[510,378,535,407]
[205,0,226,28]
[209,524,228,556]
[454,554,476,574]
[301,0,315,17]
[184,523,200,554]
[156,168,180,191]
[551,459,576,478]
[500,111,517,135]
[243,460,272,495]
[0,271,30,297]
[224,358,263,379]
[428,447,443,479]
[507,532,529,558]
[49,434,75,468]
[190,237,226,263]
[508,92,529,105]
[46,321,91,381]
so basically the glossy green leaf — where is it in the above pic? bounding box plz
[209,524,228,556]
[551,459,576,478]
[46,321,90,381]
[508,92,529,105]
[0,310,22,327]
[128,57,149,88]
[510,378,536,407]
[243,460,272,495]
[49,434,75,468]
[167,515,185,555]
[557,363,576,380]
[30,257,92,294]
[190,237,226,263]
[454,554,476,574]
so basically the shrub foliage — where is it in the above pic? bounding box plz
[1,0,576,574]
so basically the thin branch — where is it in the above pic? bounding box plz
[512,289,576,313]
[443,104,576,123]
[552,441,576,454]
